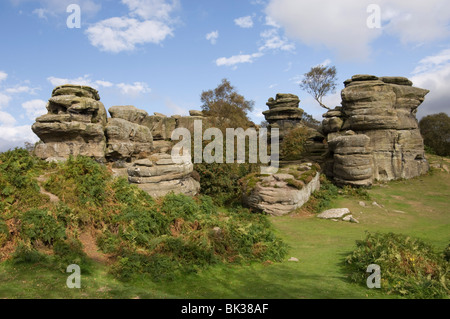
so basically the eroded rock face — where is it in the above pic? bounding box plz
[241,163,321,216]
[32,84,108,161]
[263,93,327,163]
[105,118,153,161]
[323,75,429,183]
[127,153,200,198]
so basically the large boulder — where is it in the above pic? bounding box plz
[241,163,321,216]
[105,118,153,161]
[127,153,200,198]
[32,84,108,161]
[323,75,429,182]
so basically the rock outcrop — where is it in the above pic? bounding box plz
[32,85,108,161]
[128,154,200,198]
[32,85,202,198]
[263,94,327,163]
[241,163,321,216]
[323,75,430,184]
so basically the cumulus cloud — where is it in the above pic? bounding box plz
[206,30,219,45]
[0,93,11,109]
[0,111,17,126]
[411,49,450,119]
[0,71,8,82]
[259,28,295,52]
[216,52,263,67]
[22,99,47,121]
[117,82,151,97]
[5,85,39,95]
[0,125,39,152]
[86,17,173,53]
[47,75,151,97]
[265,0,450,60]
[86,0,178,53]
[234,16,254,29]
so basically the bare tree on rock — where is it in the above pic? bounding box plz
[300,65,337,111]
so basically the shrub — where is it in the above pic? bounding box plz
[20,209,66,245]
[280,126,309,160]
[44,156,110,207]
[444,243,450,262]
[345,232,450,299]
[419,113,450,157]
[11,242,49,265]
[0,148,48,211]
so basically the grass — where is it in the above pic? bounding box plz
[0,155,449,299]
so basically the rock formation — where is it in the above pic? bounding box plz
[128,154,200,198]
[32,85,108,161]
[32,85,201,198]
[323,75,429,184]
[241,163,321,216]
[263,94,327,163]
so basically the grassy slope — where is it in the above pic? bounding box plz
[0,157,449,299]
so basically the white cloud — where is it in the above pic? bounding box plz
[317,59,332,67]
[86,17,173,53]
[0,71,8,82]
[0,111,17,126]
[206,30,219,45]
[47,75,152,97]
[259,28,295,52]
[117,82,151,97]
[234,16,254,29]
[47,75,94,87]
[216,52,263,67]
[265,16,280,28]
[411,49,450,118]
[5,85,39,95]
[265,0,450,60]
[22,99,47,121]
[0,93,11,109]
[0,125,39,152]
[95,80,114,88]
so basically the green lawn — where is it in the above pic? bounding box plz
[1,160,449,299]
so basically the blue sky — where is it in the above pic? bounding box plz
[1,0,450,151]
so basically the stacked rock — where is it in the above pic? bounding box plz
[32,85,108,161]
[127,154,200,198]
[263,94,304,140]
[323,75,430,182]
[263,93,327,163]
[106,105,153,161]
[328,131,374,187]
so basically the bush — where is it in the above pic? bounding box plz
[444,243,450,262]
[20,209,66,245]
[419,113,450,157]
[44,156,110,207]
[0,148,48,211]
[280,126,309,160]
[345,232,449,299]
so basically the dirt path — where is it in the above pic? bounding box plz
[79,231,111,265]
[36,175,60,203]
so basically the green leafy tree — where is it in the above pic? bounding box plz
[300,65,338,110]
[201,78,255,130]
[419,113,450,157]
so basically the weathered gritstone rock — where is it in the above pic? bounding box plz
[127,153,200,198]
[263,93,327,162]
[328,132,374,187]
[105,118,153,161]
[323,75,429,182]
[32,84,108,161]
[241,164,321,216]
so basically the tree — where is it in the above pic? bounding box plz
[299,65,337,110]
[301,112,321,130]
[201,78,255,130]
[419,113,450,157]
